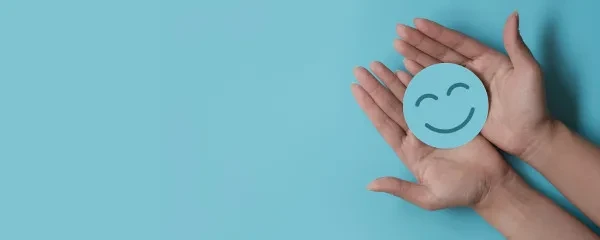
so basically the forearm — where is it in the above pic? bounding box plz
[523,120,600,225]
[475,172,598,239]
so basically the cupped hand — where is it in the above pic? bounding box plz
[393,12,552,158]
[352,62,512,209]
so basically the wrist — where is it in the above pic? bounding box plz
[519,119,565,166]
[474,169,522,212]
[473,167,599,239]
[473,171,530,237]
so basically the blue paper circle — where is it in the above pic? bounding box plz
[403,63,489,149]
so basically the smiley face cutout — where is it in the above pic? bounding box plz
[403,63,489,149]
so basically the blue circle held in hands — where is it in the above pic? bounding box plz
[403,63,489,149]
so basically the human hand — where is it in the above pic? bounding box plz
[352,62,511,209]
[393,12,553,158]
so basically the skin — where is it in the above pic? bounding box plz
[352,65,510,210]
[394,12,548,157]
[397,11,600,227]
[352,12,600,239]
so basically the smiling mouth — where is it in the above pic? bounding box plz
[425,107,475,134]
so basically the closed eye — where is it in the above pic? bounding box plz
[447,82,470,96]
[415,93,438,107]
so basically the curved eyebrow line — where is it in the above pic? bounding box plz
[415,93,438,107]
[446,82,470,96]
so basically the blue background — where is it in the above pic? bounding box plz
[1,0,600,239]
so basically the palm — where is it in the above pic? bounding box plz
[402,133,509,208]
[392,13,551,156]
[485,67,547,155]
[351,63,510,210]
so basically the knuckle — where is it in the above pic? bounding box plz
[436,46,451,60]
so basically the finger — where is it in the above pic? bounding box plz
[351,84,406,151]
[413,18,492,60]
[393,39,439,67]
[397,24,469,65]
[368,177,442,211]
[370,62,406,102]
[502,12,539,72]
[403,59,424,75]
[395,70,413,87]
[354,67,408,130]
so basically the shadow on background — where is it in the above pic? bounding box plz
[442,12,599,233]
[541,18,580,131]
[389,12,600,233]
[512,16,600,233]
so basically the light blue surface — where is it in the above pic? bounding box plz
[2,0,600,239]
[404,63,488,148]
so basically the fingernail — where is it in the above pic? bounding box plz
[413,18,422,25]
[367,181,379,191]
[414,18,428,30]
[397,24,408,38]
[370,61,382,70]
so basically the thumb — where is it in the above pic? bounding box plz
[368,177,442,210]
[503,11,538,71]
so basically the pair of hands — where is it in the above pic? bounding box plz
[352,12,553,210]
